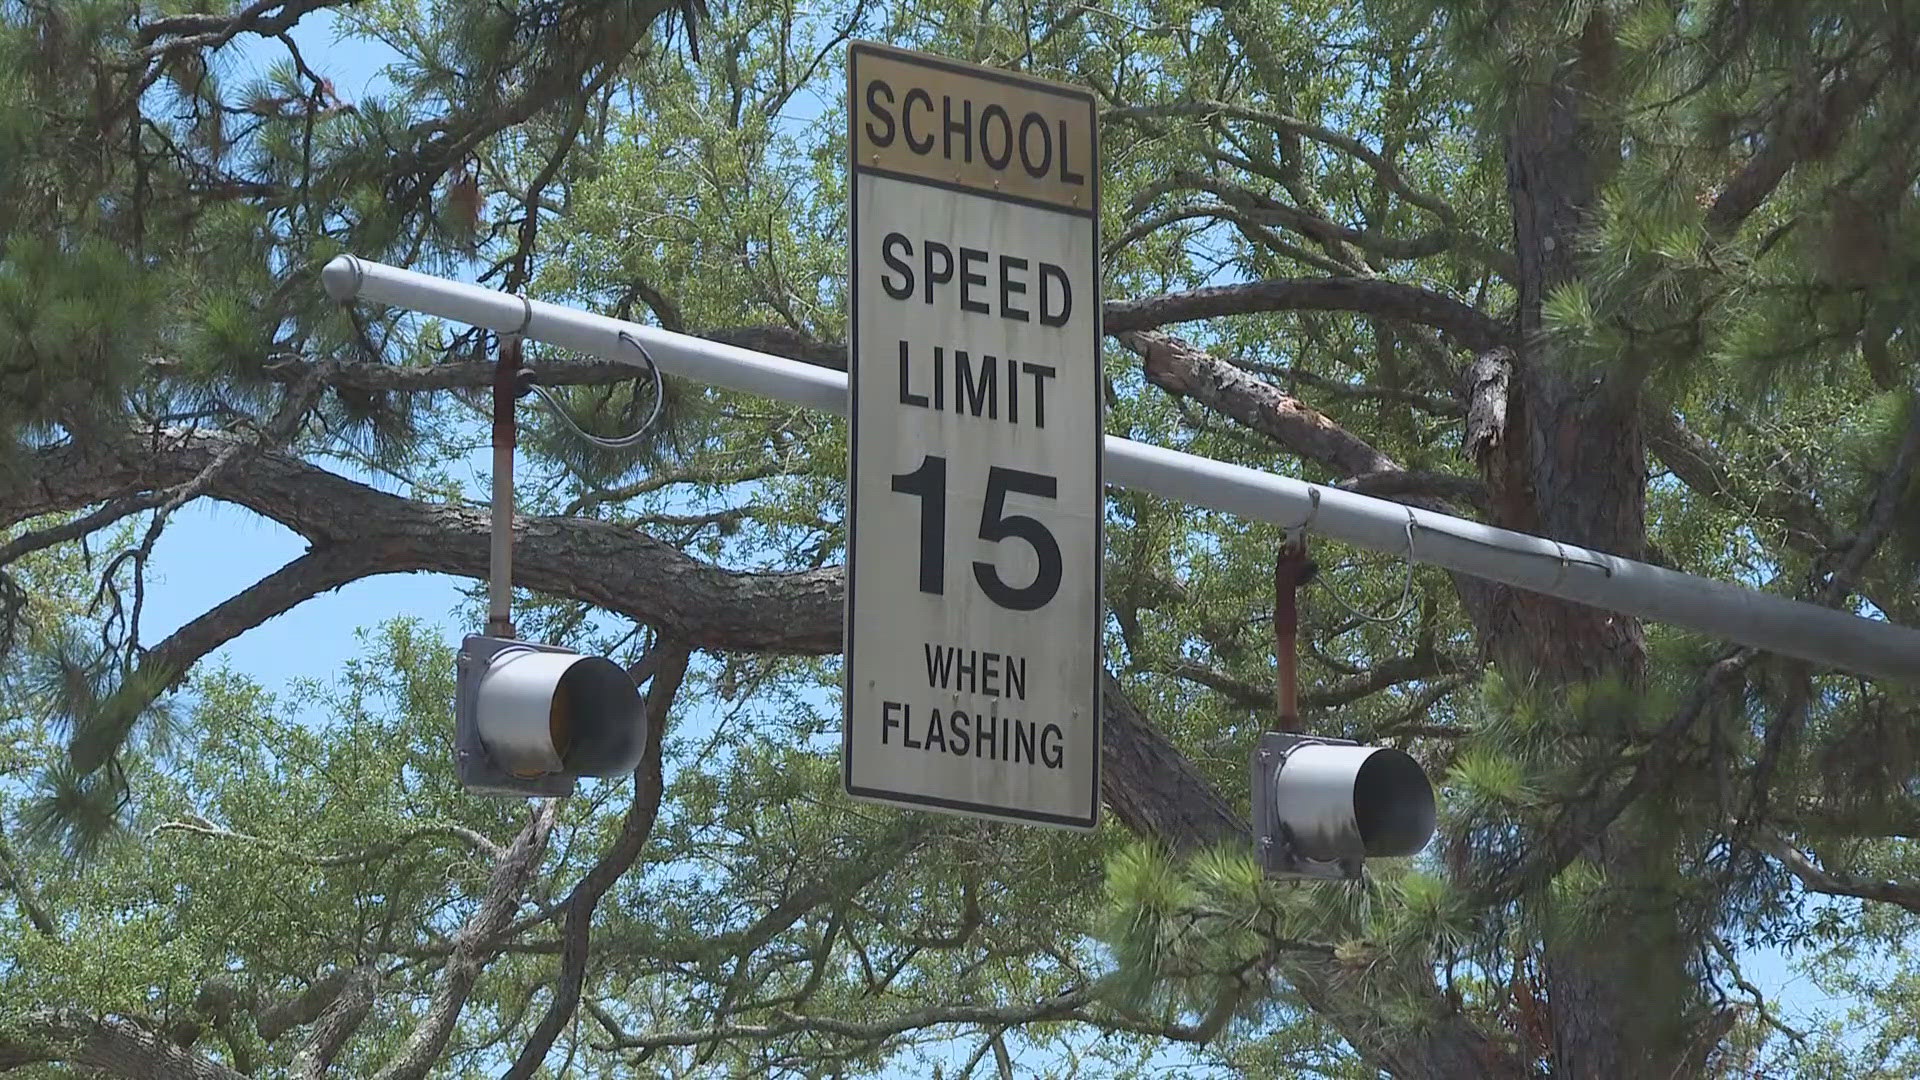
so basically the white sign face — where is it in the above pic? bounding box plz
[844,43,1102,829]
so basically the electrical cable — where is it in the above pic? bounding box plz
[523,330,665,450]
[1313,512,1419,626]
[1283,488,1419,626]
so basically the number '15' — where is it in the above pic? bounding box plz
[889,455,1063,611]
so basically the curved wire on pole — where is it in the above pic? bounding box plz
[1284,489,1419,627]
[524,330,666,450]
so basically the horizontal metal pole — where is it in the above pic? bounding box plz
[323,255,1920,684]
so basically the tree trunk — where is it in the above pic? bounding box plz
[1496,14,1698,1077]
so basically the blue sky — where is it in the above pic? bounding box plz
[144,15,469,687]
[124,5,1868,1068]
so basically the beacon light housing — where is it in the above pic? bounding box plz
[454,635,647,797]
[1250,731,1437,880]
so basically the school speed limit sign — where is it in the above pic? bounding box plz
[843,42,1102,829]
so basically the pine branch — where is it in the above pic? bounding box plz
[1104,100,1463,225]
[1116,330,1399,477]
[148,819,502,867]
[1238,362,1464,419]
[108,366,330,659]
[1482,652,1757,906]
[501,66,611,295]
[1161,650,1471,713]
[1779,802,1920,841]
[374,7,676,223]
[1142,170,1457,267]
[135,0,335,51]
[0,833,56,939]
[0,492,169,572]
[599,985,1102,1052]
[1112,327,1500,634]
[1339,470,1489,511]
[1825,386,1920,602]
[1109,202,1357,276]
[564,460,803,516]
[1644,410,1840,556]
[66,544,381,774]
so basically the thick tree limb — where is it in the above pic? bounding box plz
[255,970,354,1041]
[0,1010,245,1079]
[1098,672,1244,851]
[290,966,377,1080]
[502,641,692,1079]
[1706,67,1883,237]
[135,0,336,49]
[1753,830,1920,916]
[1,431,1215,851]
[1106,279,1511,355]
[0,430,844,654]
[1115,329,1501,640]
[1117,330,1398,477]
[1644,410,1839,555]
[369,801,558,1080]
[70,545,383,773]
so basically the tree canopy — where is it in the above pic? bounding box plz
[2,0,1919,1076]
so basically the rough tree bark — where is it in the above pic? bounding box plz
[368,801,558,1080]
[1495,12,1691,1076]
[0,1011,245,1080]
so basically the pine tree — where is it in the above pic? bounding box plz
[0,1,1916,1077]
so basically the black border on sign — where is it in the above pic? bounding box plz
[851,164,1096,219]
[843,41,1103,831]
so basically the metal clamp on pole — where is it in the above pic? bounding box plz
[488,332,523,639]
[1272,539,1317,734]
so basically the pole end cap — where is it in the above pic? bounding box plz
[321,254,364,303]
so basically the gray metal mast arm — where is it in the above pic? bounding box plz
[321,254,1920,684]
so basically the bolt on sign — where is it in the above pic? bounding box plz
[843,42,1102,829]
